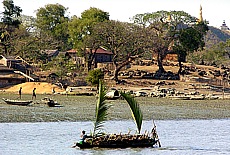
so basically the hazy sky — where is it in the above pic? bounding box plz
[1,0,230,28]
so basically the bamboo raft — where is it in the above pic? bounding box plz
[74,133,160,148]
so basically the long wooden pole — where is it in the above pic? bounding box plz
[152,118,161,147]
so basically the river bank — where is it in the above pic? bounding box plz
[1,93,230,122]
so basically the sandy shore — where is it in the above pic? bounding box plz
[2,82,64,94]
[0,93,230,123]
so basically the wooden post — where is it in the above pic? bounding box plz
[222,76,225,100]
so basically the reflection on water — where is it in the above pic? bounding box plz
[1,119,230,155]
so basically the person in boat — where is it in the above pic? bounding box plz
[32,88,36,100]
[19,87,22,99]
[72,130,88,147]
[79,130,87,144]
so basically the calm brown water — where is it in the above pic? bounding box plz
[1,93,230,122]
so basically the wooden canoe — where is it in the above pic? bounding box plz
[2,98,33,106]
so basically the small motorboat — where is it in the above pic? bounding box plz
[41,97,62,107]
[189,95,205,100]
[168,95,191,100]
[2,98,33,106]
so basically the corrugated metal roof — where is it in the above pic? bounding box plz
[86,47,113,55]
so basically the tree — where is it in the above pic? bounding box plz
[19,15,36,32]
[45,53,75,80]
[35,3,70,51]
[174,21,209,74]
[1,0,22,26]
[91,20,151,82]
[7,25,30,56]
[86,69,104,89]
[132,11,208,75]
[68,7,109,71]
[15,15,47,62]
[0,0,22,55]
[200,39,230,66]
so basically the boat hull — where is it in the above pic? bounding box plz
[75,141,156,149]
[2,98,32,106]
[41,97,62,107]
[169,96,190,100]
[74,134,159,149]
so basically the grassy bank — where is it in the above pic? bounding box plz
[0,93,230,122]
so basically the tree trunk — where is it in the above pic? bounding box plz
[87,61,92,72]
[112,59,131,83]
[178,60,182,75]
[113,66,119,82]
[157,51,165,73]
[87,49,97,72]
[177,51,186,75]
[3,44,7,56]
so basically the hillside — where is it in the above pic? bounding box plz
[205,26,230,48]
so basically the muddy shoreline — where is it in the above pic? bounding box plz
[0,93,230,123]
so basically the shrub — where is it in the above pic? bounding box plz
[86,69,104,87]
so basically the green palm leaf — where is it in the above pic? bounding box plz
[120,92,143,134]
[93,80,109,137]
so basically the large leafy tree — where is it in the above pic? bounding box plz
[16,15,47,63]
[90,20,151,82]
[19,15,36,33]
[1,0,21,26]
[175,21,209,74]
[0,0,22,55]
[133,11,208,74]
[68,7,109,71]
[35,3,69,51]
[44,53,76,80]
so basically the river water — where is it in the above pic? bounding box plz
[1,119,230,155]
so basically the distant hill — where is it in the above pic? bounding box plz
[205,26,230,48]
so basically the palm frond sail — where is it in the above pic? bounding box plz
[93,80,110,137]
[120,92,143,134]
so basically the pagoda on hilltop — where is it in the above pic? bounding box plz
[198,5,203,22]
[197,5,209,24]
[220,20,229,31]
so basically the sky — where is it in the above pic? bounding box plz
[0,0,230,28]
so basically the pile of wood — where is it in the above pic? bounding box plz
[84,133,158,147]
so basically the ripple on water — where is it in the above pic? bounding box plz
[0,119,230,155]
